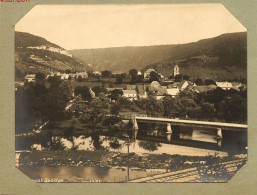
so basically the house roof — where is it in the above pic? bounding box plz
[148,85,160,92]
[127,85,136,90]
[145,69,155,74]
[123,90,137,95]
[106,88,123,92]
[216,82,233,88]
[167,88,180,96]
[192,85,216,93]
[157,87,167,96]
[168,80,188,89]
[25,74,36,79]
[150,81,161,86]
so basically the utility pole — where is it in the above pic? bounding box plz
[126,135,130,182]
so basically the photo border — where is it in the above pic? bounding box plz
[1,0,256,194]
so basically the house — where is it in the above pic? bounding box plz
[216,82,233,90]
[93,71,102,76]
[127,85,136,90]
[69,73,76,79]
[122,90,138,101]
[192,85,216,93]
[155,87,168,100]
[136,85,148,99]
[106,88,123,92]
[231,82,244,91]
[76,71,88,79]
[25,74,36,83]
[144,69,156,79]
[168,81,189,91]
[166,87,180,97]
[61,73,69,80]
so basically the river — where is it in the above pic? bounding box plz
[15,124,247,182]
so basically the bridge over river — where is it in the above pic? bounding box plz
[121,115,247,139]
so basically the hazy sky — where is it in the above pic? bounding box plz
[15,4,246,50]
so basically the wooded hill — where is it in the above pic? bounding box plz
[70,32,247,81]
[15,32,92,79]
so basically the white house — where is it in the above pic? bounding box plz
[167,87,180,97]
[216,82,233,90]
[122,90,138,101]
[61,73,69,80]
[25,74,36,83]
[137,71,142,76]
[144,69,156,79]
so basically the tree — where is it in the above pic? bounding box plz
[116,75,123,84]
[174,74,183,82]
[204,79,216,86]
[195,78,204,86]
[163,96,179,118]
[16,69,24,78]
[129,69,138,78]
[183,75,189,81]
[110,103,120,115]
[59,81,73,104]
[201,102,215,118]
[48,76,62,87]
[65,69,72,74]
[108,89,123,102]
[85,93,110,125]
[77,75,83,82]
[138,141,161,152]
[74,86,92,101]
[35,72,46,84]
[64,94,87,119]
[145,97,164,117]
[129,69,141,84]
[149,71,160,82]
[92,86,104,96]
[101,70,112,78]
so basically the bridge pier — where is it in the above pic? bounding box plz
[166,123,172,133]
[132,117,139,130]
[217,138,222,148]
[217,128,223,138]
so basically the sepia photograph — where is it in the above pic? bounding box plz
[14,4,247,183]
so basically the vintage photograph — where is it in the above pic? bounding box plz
[15,4,247,183]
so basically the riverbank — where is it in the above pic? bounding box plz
[16,150,246,171]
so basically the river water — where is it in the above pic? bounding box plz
[15,124,247,182]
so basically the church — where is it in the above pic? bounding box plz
[174,64,179,76]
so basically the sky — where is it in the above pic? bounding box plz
[15,4,246,50]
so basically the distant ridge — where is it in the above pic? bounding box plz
[70,32,247,81]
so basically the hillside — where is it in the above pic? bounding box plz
[15,32,92,79]
[70,32,247,81]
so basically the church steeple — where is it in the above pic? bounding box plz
[174,64,179,76]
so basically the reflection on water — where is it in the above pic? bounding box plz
[16,125,247,156]
[18,165,165,183]
[16,124,247,182]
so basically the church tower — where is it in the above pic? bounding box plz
[174,64,179,76]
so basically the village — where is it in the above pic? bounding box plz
[17,64,246,102]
